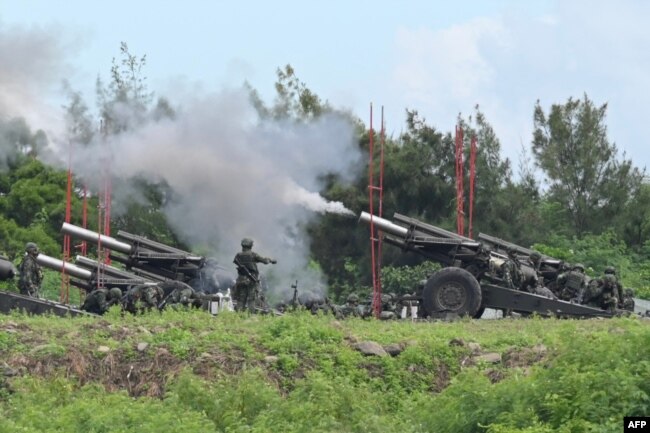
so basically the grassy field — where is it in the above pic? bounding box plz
[0,309,648,433]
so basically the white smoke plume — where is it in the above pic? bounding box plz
[64,89,362,300]
[0,23,68,137]
[0,25,363,300]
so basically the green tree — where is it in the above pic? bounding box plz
[248,64,331,121]
[532,95,644,237]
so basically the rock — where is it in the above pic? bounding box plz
[137,326,151,335]
[330,320,343,329]
[467,342,482,354]
[383,343,405,357]
[97,346,111,353]
[353,341,388,357]
[264,355,279,364]
[136,342,149,352]
[449,338,465,347]
[474,352,501,364]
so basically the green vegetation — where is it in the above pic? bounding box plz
[0,310,648,432]
[0,43,649,301]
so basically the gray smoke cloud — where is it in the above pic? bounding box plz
[0,23,68,136]
[64,89,361,299]
[0,24,362,300]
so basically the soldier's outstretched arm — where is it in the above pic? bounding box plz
[253,252,277,264]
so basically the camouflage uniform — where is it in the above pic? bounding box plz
[338,293,361,318]
[500,249,523,290]
[123,284,164,314]
[233,238,276,312]
[157,281,199,309]
[17,242,43,297]
[556,264,587,302]
[619,288,635,311]
[522,252,557,299]
[81,288,122,315]
[581,267,620,312]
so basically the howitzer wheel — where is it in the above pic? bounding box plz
[422,267,482,317]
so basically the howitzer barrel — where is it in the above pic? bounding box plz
[74,256,153,282]
[36,254,93,280]
[62,223,133,254]
[359,212,408,237]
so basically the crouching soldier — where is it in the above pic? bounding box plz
[123,284,164,314]
[81,287,123,315]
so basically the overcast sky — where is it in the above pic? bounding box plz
[1,0,648,171]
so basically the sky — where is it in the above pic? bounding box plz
[1,0,649,295]
[2,0,648,169]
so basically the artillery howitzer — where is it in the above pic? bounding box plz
[360,211,617,319]
[0,254,91,317]
[36,253,159,293]
[37,252,233,314]
[61,223,235,294]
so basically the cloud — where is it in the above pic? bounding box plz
[389,0,650,170]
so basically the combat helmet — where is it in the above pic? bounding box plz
[241,238,254,248]
[529,251,542,261]
[572,263,585,272]
[604,266,616,275]
[346,293,359,304]
[108,287,123,300]
[25,242,38,252]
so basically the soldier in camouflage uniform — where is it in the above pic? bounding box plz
[81,287,123,315]
[17,242,43,297]
[233,238,276,312]
[123,284,164,314]
[500,248,523,290]
[157,281,200,309]
[521,251,557,299]
[619,288,635,311]
[338,293,361,318]
[585,266,616,312]
[556,263,588,302]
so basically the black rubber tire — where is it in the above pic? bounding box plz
[473,306,486,319]
[422,267,482,317]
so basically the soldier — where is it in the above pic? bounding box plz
[521,251,557,300]
[233,238,276,312]
[527,251,542,273]
[619,288,635,311]
[123,284,164,314]
[338,293,361,318]
[379,293,398,320]
[500,248,523,290]
[585,266,616,312]
[81,287,123,315]
[157,281,198,309]
[556,263,588,302]
[17,242,43,297]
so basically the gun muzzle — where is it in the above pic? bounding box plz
[359,211,408,237]
[61,222,133,254]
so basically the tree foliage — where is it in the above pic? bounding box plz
[532,95,644,236]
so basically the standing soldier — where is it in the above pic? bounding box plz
[233,238,276,312]
[18,242,43,297]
